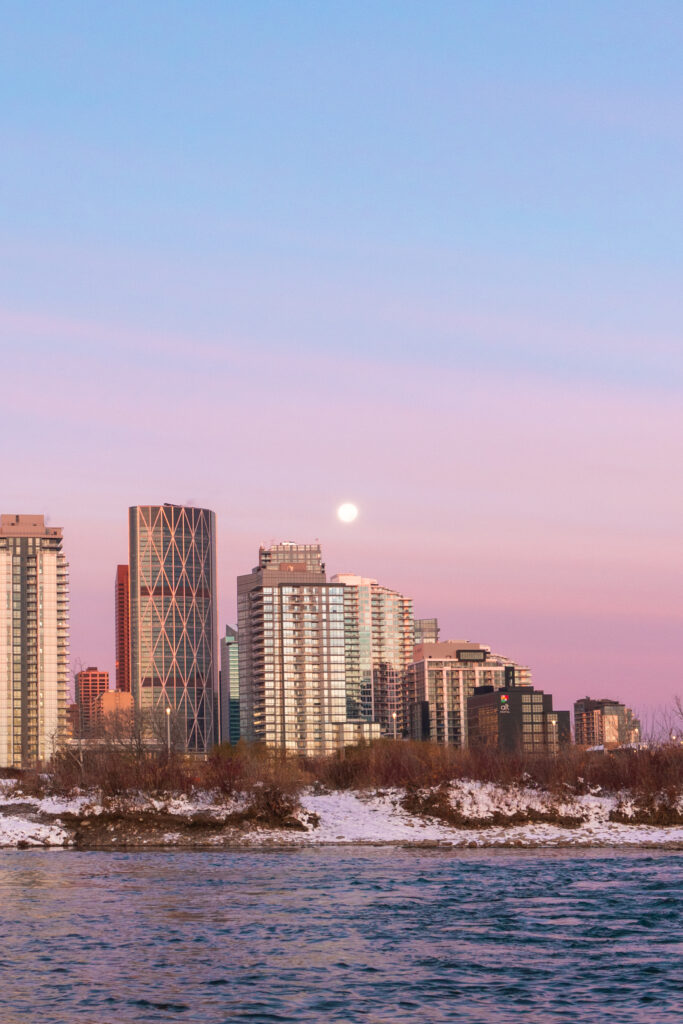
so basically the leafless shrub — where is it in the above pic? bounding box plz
[305,739,683,799]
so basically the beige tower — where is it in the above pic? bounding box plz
[0,514,69,767]
[238,544,379,755]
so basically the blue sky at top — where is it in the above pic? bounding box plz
[2,1,683,388]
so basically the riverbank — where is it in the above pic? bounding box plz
[2,779,683,850]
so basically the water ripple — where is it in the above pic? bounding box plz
[0,848,680,1023]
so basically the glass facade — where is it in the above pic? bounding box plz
[220,625,240,745]
[129,504,217,753]
[414,618,439,645]
[333,574,413,735]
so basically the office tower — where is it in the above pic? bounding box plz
[114,564,130,692]
[238,544,378,756]
[129,504,218,753]
[414,618,439,646]
[74,666,110,737]
[405,641,531,747]
[573,697,641,748]
[468,682,570,754]
[332,574,413,734]
[0,514,69,768]
[220,625,240,745]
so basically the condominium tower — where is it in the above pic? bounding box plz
[0,514,69,767]
[238,544,378,755]
[129,504,218,752]
[332,573,413,735]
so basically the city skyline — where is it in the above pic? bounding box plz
[2,8,681,1023]
[3,4,683,719]
[2,498,670,724]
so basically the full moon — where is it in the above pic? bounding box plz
[337,502,359,523]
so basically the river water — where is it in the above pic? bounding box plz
[0,848,680,1023]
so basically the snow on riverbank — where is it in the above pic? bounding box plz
[1,779,682,849]
[288,788,683,848]
[0,814,71,848]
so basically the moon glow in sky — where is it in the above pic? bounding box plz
[337,503,359,523]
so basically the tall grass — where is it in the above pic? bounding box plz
[306,740,683,796]
[14,739,683,801]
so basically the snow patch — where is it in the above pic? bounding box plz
[0,813,71,848]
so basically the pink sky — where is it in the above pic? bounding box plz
[3,306,681,723]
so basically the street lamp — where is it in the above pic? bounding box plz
[165,706,171,755]
[392,711,397,741]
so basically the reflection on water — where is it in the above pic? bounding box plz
[0,848,681,1023]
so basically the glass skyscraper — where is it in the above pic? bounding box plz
[129,504,217,752]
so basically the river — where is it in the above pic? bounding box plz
[0,848,680,1022]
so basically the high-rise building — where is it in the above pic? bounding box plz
[332,573,413,735]
[220,625,240,746]
[405,641,531,747]
[468,683,570,754]
[414,618,439,646]
[74,666,110,737]
[258,542,325,574]
[238,544,378,756]
[0,514,69,767]
[129,503,218,753]
[574,697,641,748]
[114,564,130,692]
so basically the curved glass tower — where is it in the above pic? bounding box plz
[129,504,217,752]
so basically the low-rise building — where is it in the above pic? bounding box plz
[573,697,640,748]
[468,684,570,754]
[96,689,134,721]
[405,641,531,747]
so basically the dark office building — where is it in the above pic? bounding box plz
[468,683,570,754]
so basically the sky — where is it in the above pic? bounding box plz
[2,1,682,720]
